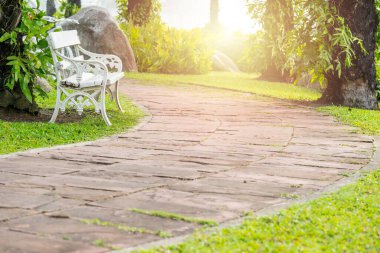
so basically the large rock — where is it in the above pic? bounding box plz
[62,6,138,72]
[212,51,240,72]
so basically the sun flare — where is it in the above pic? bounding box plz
[160,0,258,34]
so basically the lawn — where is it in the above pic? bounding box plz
[318,106,380,135]
[127,72,321,101]
[0,91,144,155]
[142,170,380,253]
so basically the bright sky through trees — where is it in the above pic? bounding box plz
[32,0,257,33]
[161,0,257,33]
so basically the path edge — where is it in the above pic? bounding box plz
[0,100,152,160]
[113,136,380,253]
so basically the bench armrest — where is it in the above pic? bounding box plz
[56,51,108,86]
[78,46,123,73]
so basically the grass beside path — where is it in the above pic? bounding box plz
[0,92,144,155]
[318,106,380,135]
[141,170,380,253]
[127,72,321,101]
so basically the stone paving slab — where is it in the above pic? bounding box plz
[0,80,376,252]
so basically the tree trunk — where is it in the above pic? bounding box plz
[210,0,219,30]
[127,0,154,26]
[321,0,378,109]
[0,0,37,112]
[46,0,57,16]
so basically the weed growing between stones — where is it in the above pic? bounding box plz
[130,208,218,227]
[81,218,172,238]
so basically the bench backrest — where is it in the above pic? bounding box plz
[49,30,81,49]
[48,30,84,81]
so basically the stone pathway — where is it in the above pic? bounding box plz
[0,81,376,252]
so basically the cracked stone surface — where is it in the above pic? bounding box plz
[0,81,375,252]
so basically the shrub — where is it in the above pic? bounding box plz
[116,0,161,26]
[0,0,53,104]
[121,20,212,74]
[54,0,80,19]
[238,31,268,73]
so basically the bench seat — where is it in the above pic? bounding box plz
[61,72,124,89]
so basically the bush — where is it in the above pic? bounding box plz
[121,20,212,74]
[238,31,268,73]
[0,0,53,103]
[54,0,80,19]
[116,0,161,26]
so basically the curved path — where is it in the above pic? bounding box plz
[0,81,375,252]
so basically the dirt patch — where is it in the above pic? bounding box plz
[0,107,95,123]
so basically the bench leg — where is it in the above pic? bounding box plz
[115,80,124,113]
[100,87,112,126]
[49,89,61,123]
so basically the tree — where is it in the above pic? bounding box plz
[0,0,36,111]
[210,0,219,30]
[321,0,378,109]
[0,0,53,112]
[116,0,160,26]
[46,0,56,16]
[258,0,293,82]
[248,0,378,109]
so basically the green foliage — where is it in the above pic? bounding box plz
[0,0,53,102]
[121,20,212,74]
[127,72,321,101]
[246,0,364,85]
[116,0,161,26]
[141,169,380,252]
[0,93,144,154]
[238,31,268,73]
[54,0,80,18]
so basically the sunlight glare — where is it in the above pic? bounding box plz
[161,0,258,34]
[219,0,257,34]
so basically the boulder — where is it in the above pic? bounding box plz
[212,51,240,72]
[62,6,138,72]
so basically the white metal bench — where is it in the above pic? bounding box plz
[47,30,124,126]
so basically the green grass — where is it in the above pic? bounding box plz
[126,72,321,101]
[318,106,380,135]
[130,208,218,227]
[141,170,380,253]
[0,92,144,154]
